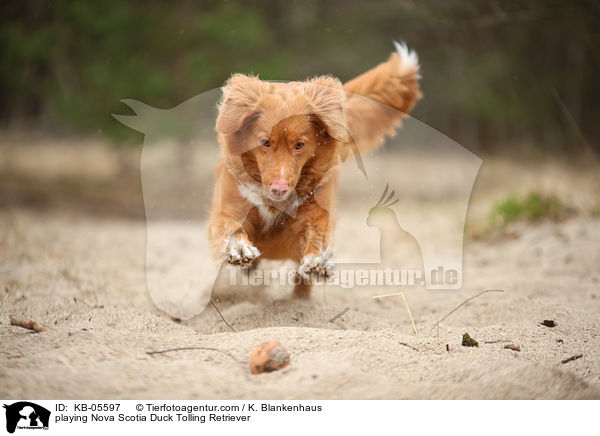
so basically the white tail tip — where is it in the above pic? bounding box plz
[393,40,420,75]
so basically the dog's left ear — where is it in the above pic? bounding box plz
[216,74,266,134]
[304,76,349,143]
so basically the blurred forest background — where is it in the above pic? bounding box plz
[1,0,599,155]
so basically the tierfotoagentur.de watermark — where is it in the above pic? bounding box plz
[229,266,459,289]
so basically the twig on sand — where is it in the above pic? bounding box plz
[372,291,417,335]
[399,341,419,352]
[9,315,48,333]
[434,289,504,336]
[328,307,349,323]
[210,300,237,332]
[561,354,583,364]
[73,297,103,309]
[146,346,245,364]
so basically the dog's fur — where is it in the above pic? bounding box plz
[208,42,421,298]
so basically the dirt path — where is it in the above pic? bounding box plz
[1,207,599,399]
[2,136,600,398]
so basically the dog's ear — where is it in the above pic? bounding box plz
[216,74,265,134]
[304,76,349,143]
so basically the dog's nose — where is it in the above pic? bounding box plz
[270,181,290,199]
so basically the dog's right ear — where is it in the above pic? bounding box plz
[216,74,265,134]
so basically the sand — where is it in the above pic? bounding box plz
[1,139,600,399]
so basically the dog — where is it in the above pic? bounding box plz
[208,42,421,298]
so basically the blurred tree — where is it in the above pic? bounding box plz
[0,0,598,153]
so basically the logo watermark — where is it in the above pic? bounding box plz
[3,402,50,434]
[114,75,481,319]
[229,266,459,289]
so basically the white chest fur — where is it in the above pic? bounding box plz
[236,182,312,230]
[236,182,278,229]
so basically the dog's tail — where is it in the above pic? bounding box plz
[343,41,422,154]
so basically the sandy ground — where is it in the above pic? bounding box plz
[1,137,600,399]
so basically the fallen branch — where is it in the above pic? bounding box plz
[9,315,48,333]
[210,300,237,332]
[146,346,245,364]
[435,289,504,335]
[561,354,583,364]
[328,307,349,323]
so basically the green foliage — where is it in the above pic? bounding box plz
[462,333,478,347]
[0,0,290,141]
[492,195,524,224]
[1,0,598,148]
[491,192,568,224]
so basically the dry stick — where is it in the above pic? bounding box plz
[9,315,48,333]
[372,291,406,299]
[372,292,417,335]
[146,347,245,364]
[399,341,419,352]
[561,354,583,364]
[210,300,237,332]
[328,307,349,323]
[434,289,504,336]
[399,292,417,335]
[73,297,102,309]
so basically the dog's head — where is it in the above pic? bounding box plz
[216,74,348,202]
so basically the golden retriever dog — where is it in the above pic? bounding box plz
[208,42,421,298]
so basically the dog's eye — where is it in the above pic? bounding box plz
[261,139,270,148]
[295,141,305,150]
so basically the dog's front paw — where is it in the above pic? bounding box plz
[224,233,260,267]
[299,248,335,279]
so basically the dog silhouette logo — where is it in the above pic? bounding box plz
[3,402,50,433]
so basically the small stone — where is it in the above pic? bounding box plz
[249,340,290,374]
